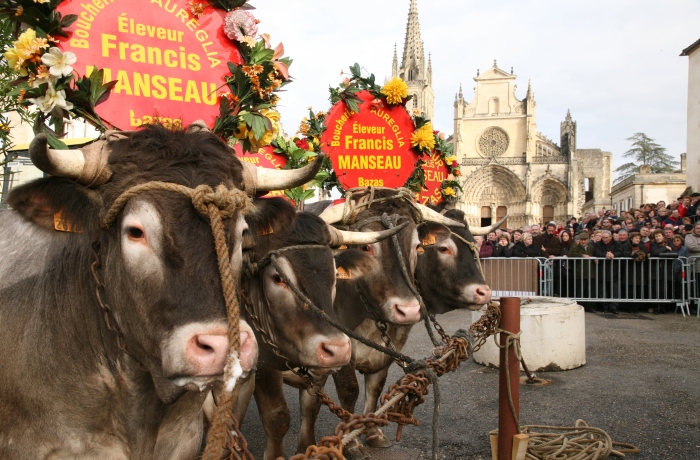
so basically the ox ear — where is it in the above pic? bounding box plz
[417,222,451,247]
[334,249,376,280]
[7,177,103,233]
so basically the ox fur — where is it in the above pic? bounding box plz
[0,125,254,459]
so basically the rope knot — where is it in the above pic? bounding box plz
[192,184,253,219]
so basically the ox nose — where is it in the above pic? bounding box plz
[392,300,422,325]
[474,284,492,305]
[316,337,352,367]
[183,320,258,376]
[238,325,258,373]
[186,333,229,376]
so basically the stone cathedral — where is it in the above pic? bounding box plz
[393,0,612,228]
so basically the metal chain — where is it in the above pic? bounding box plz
[90,241,147,371]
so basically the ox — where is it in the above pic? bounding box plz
[225,197,407,460]
[0,125,318,459]
[296,192,501,459]
[277,189,465,456]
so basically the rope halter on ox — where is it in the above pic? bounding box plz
[100,180,255,460]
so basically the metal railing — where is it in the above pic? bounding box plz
[685,256,700,318]
[480,257,549,297]
[480,256,697,317]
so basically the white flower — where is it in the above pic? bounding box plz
[41,48,77,77]
[223,9,258,42]
[30,86,73,113]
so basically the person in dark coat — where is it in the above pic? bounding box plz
[535,222,562,258]
[625,232,649,310]
[593,230,623,313]
[494,233,514,257]
[649,229,677,308]
[512,233,541,257]
[479,236,494,259]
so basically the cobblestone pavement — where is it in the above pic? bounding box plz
[239,307,700,460]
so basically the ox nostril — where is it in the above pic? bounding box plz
[392,302,422,324]
[317,338,351,366]
[185,333,229,376]
[475,285,492,302]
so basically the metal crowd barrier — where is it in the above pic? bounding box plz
[480,257,549,297]
[686,256,700,318]
[480,256,697,317]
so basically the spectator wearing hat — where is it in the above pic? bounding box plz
[687,193,700,220]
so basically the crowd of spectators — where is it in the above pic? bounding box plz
[472,194,700,314]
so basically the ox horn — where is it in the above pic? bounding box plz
[326,221,410,247]
[470,215,509,236]
[29,134,112,187]
[412,203,465,228]
[318,202,347,225]
[241,152,325,196]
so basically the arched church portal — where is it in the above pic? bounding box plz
[459,165,527,228]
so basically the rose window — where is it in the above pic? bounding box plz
[478,127,509,157]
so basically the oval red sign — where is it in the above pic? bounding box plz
[417,152,450,205]
[321,90,418,189]
[57,0,242,130]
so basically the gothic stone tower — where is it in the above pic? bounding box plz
[452,62,580,228]
[392,0,434,121]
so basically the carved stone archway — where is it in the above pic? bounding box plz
[459,165,527,227]
[531,177,569,224]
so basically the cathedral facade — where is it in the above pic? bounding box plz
[393,0,612,228]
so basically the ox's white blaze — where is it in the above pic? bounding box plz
[263,258,350,369]
[121,199,165,281]
[229,214,248,284]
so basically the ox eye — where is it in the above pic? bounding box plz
[126,226,145,240]
[272,274,286,286]
[438,246,452,255]
[360,244,375,255]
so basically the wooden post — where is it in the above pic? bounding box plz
[498,297,521,460]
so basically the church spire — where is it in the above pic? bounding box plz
[392,43,398,77]
[401,0,425,82]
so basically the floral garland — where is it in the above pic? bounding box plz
[0,0,290,151]
[279,63,462,203]
[1,1,115,148]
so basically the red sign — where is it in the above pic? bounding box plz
[234,145,288,198]
[416,152,449,205]
[321,91,418,189]
[57,0,242,130]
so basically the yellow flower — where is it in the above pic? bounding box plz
[381,76,409,105]
[444,155,457,164]
[443,187,456,197]
[411,122,435,151]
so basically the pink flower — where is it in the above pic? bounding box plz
[223,9,258,42]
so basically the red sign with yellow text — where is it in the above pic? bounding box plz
[57,0,241,130]
[321,91,418,189]
[416,152,450,205]
[234,144,288,198]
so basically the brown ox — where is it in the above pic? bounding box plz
[296,192,499,459]
[0,125,319,459]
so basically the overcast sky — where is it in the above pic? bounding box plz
[252,0,699,178]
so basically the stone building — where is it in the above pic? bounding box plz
[610,159,687,213]
[393,0,613,228]
[682,38,700,194]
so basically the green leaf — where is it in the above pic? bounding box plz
[250,113,267,141]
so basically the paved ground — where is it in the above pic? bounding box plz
[239,306,700,459]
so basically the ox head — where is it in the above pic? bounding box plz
[8,124,322,403]
[242,198,405,373]
[416,208,499,313]
[320,189,429,326]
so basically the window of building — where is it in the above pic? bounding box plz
[584,178,594,203]
[480,206,492,227]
